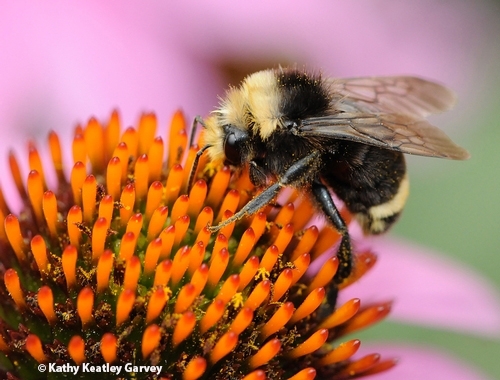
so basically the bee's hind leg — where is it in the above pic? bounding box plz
[311,180,353,285]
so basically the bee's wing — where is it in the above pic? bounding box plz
[300,77,469,160]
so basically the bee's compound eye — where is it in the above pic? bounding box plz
[223,125,248,165]
[224,132,242,165]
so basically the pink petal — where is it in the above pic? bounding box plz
[339,237,500,337]
[361,344,493,380]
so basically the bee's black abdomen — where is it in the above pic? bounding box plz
[321,141,408,234]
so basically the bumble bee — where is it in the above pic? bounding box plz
[189,68,469,284]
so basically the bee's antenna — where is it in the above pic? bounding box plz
[189,115,206,148]
[187,144,211,192]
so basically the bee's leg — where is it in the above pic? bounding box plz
[209,151,321,232]
[187,144,211,192]
[311,180,352,284]
[189,115,206,147]
[187,116,211,192]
